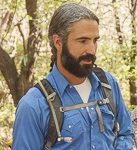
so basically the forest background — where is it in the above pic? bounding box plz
[0,0,137,149]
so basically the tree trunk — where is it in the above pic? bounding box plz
[0,0,41,106]
[0,46,35,106]
[129,0,137,105]
[0,46,19,102]
[112,0,124,46]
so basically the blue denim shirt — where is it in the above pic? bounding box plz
[12,65,133,150]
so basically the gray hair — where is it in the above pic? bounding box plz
[48,3,99,70]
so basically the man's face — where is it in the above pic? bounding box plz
[60,19,99,77]
[61,42,96,77]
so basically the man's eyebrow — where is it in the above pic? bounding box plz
[75,36,100,40]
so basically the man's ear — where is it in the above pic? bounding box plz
[52,34,62,52]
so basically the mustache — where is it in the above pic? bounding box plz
[79,54,96,63]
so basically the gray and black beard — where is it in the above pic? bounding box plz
[61,43,96,78]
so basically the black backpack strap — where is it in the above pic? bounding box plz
[92,66,116,116]
[35,79,63,150]
[92,66,119,135]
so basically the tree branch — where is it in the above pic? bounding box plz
[20,0,42,79]
[1,0,18,45]
[112,0,124,46]
[0,46,18,101]
[17,23,27,53]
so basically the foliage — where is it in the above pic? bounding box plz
[128,105,136,111]
[0,100,15,150]
[34,52,51,82]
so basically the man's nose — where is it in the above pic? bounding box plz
[86,42,96,55]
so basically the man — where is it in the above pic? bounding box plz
[12,3,133,150]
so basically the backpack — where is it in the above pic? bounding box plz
[35,66,119,150]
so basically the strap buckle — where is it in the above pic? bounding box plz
[97,98,109,106]
[44,146,50,150]
[47,92,56,101]
[44,141,52,150]
[60,107,64,112]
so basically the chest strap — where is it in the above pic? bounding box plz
[60,98,109,112]
[60,98,109,132]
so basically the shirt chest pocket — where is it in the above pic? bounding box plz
[100,105,115,130]
[61,112,84,138]
[92,105,115,130]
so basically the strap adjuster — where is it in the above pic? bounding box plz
[60,107,64,112]
[97,98,109,106]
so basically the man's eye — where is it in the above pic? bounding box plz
[79,40,87,43]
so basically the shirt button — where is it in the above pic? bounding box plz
[120,136,125,140]
[91,125,94,129]
[81,107,84,110]
[92,145,96,149]
[69,85,73,88]
[91,107,94,110]
[68,125,72,128]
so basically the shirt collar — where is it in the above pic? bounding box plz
[88,72,100,91]
[48,64,101,96]
[48,64,70,96]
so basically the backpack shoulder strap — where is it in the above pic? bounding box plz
[93,66,119,147]
[92,66,117,117]
[35,79,63,150]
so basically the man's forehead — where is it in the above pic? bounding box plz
[68,19,99,38]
